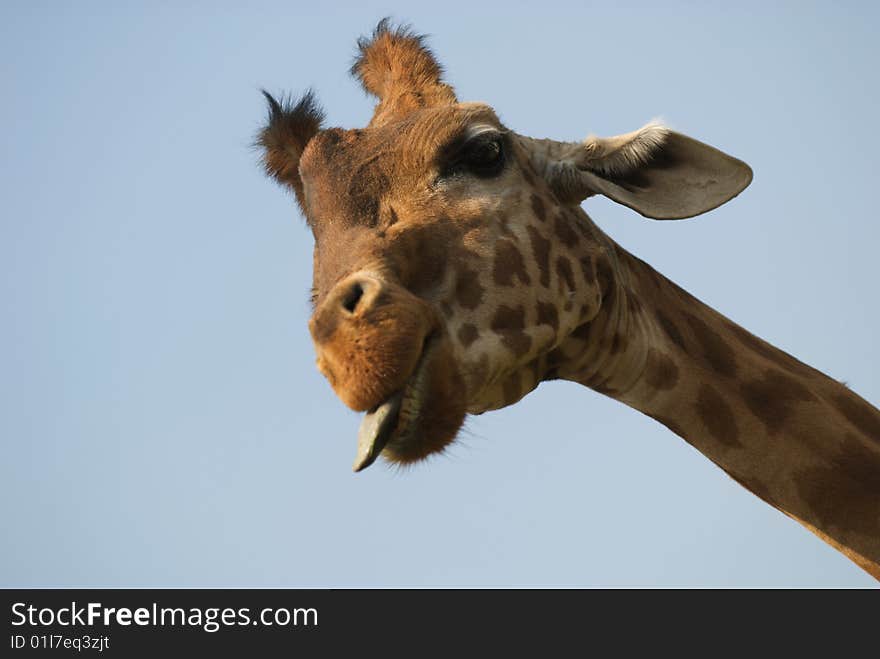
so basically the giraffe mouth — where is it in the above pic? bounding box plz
[352,333,437,472]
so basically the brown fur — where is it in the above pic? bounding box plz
[351,19,456,127]
[258,21,880,579]
[309,275,437,411]
[256,90,323,210]
[619,259,880,576]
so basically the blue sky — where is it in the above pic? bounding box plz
[2,1,878,586]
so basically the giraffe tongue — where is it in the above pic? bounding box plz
[353,391,404,472]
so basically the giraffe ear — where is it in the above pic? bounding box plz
[545,123,753,220]
[257,90,324,211]
[351,19,457,127]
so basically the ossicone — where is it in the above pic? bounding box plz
[257,89,324,210]
[350,18,457,126]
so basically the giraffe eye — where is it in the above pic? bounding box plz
[462,135,505,177]
[437,130,507,182]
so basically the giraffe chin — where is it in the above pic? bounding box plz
[352,333,466,472]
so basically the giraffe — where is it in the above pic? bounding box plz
[257,21,880,579]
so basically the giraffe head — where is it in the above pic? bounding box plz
[258,21,752,470]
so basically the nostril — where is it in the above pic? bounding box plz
[341,282,365,314]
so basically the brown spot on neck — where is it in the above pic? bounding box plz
[553,212,580,248]
[795,434,880,540]
[656,308,686,350]
[685,312,739,378]
[556,256,575,294]
[490,305,532,357]
[570,321,592,341]
[527,225,551,288]
[740,369,817,435]
[695,383,741,448]
[536,302,559,331]
[454,266,484,310]
[595,257,615,307]
[493,239,531,287]
[530,193,546,222]
[578,255,596,286]
[643,349,679,391]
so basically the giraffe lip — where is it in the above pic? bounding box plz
[352,334,436,472]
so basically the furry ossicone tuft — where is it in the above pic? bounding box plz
[257,89,324,208]
[350,18,456,125]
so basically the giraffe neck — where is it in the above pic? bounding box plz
[554,240,880,579]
